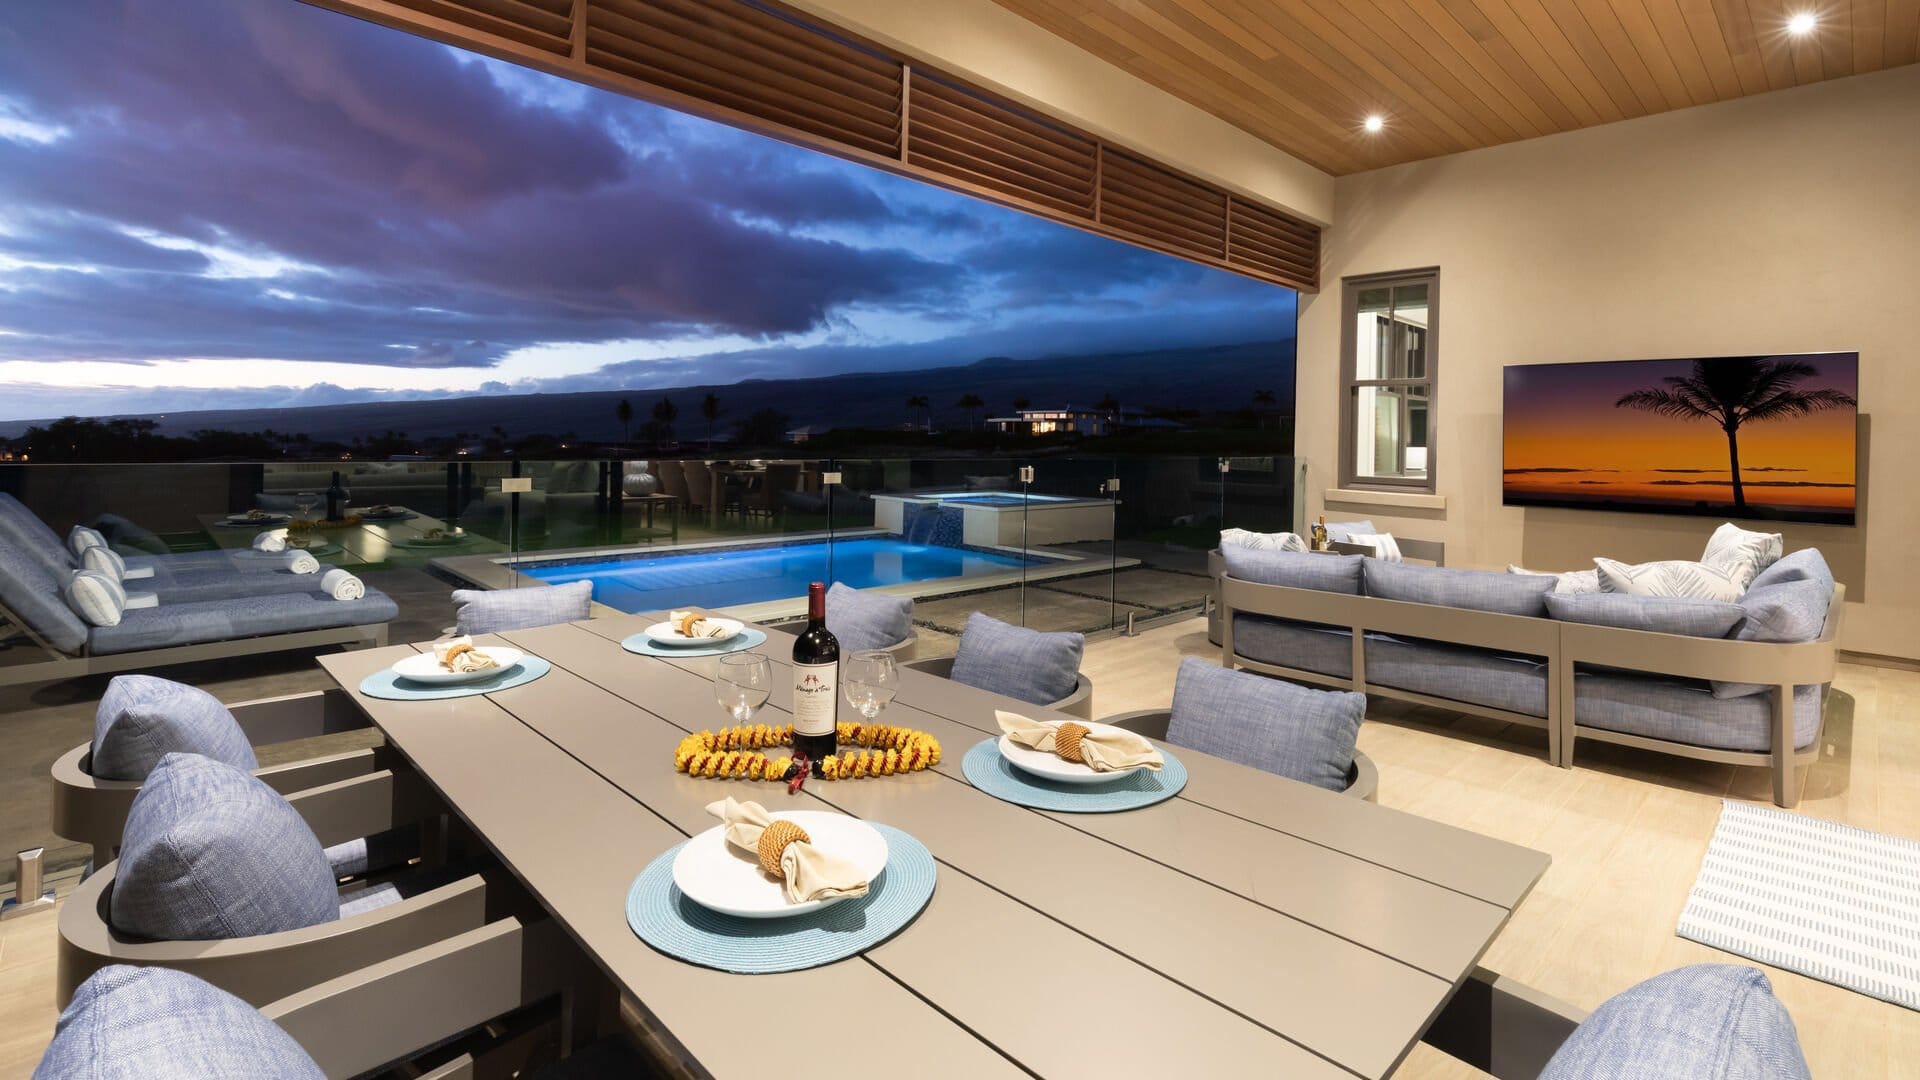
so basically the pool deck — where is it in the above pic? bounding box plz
[428,528,1140,625]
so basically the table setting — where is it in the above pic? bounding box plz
[356,636,552,700]
[353,503,416,522]
[961,711,1188,811]
[621,608,768,657]
[213,509,291,528]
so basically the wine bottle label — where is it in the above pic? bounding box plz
[792,661,837,737]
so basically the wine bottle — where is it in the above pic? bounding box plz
[790,582,839,764]
[326,470,347,522]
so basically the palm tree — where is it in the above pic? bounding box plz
[700,392,722,450]
[1614,357,1855,511]
[1095,392,1120,415]
[906,394,929,431]
[956,393,985,431]
[651,397,678,448]
[615,398,633,446]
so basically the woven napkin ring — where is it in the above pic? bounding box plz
[757,820,811,877]
[1053,723,1090,763]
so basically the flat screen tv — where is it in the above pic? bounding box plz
[1503,352,1858,525]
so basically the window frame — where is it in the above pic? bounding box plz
[1338,267,1440,493]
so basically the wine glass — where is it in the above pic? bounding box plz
[842,649,899,721]
[294,491,319,521]
[714,652,772,723]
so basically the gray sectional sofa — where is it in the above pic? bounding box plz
[1216,544,1842,807]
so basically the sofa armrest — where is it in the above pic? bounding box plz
[287,769,445,850]
[233,688,371,746]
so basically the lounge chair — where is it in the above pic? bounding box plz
[904,611,1092,718]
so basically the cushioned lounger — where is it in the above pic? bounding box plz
[86,591,401,655]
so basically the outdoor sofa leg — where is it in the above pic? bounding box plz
[1772,683,1797,808]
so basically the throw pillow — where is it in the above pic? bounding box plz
[1544,593,1747,638]
[825,582,913,652]
[91,675,257,781]
[1594,558,1743,603]
[67,524,107,561]
[1346,532,1402,562]
[1221,544,1364,594]
[1324,519,1377,544]
[112,753,338,941]
[1168,657,1363,791]
[1508,564,1602,594]
[1700,523,1784,590]
[452,580,593,635]
[32,966,326,1080]
[1540,965,1809,1080]
[1366,560,1554,617]
[949,612,1083,706]
[64,570,125,628]
[80,544,126,581]
[1219,528,1307,552]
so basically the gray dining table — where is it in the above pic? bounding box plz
[318,612,1550,1080]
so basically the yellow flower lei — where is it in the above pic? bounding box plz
[674,721,942,782]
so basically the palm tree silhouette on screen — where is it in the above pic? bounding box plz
[1613,357,1854,511]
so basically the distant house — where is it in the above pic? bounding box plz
[989,406,1185,437]
[786,425,831,444]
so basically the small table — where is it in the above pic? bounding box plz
[617,492,679,541]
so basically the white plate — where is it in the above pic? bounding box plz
[391,647,525,685]
[671,811,887,919]
[997,720,1150,785]
[644,617,744,646]
[223,512,289,524]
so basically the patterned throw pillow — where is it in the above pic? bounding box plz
[1324,519,1377,544]
[1219,528,1307,552]
[1508,564,1603,594]
[1700,523,1784,591]
[1594,558,1744,603]
[80,544,127,581]
[64,570,126,627]
[67,524,108,561]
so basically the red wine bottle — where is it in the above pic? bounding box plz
[791,582,839,764]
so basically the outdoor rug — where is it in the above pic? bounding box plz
[1678,800,1919,1010]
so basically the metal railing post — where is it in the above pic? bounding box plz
[1,848,56,920]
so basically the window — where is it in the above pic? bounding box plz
[1340,269,1437,490]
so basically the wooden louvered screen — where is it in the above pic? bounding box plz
[299,0,1319,291]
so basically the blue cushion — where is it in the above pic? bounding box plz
[1541,965,1809,1080]
[1713,550,1836,699]
[0,493,79,581]
[1222,545,1364,594]
[91,512,171,555]
[1364,560,1553,617]
[1229,614,1353,679]
[1743,547,1832,594]
[949,612,1083,706]
[33,966,324,1080]
[0,536,89,653]
[1545,593,1747,638]
[112,753,338,941]
[1168,657,1363,791]
[827,582,913,652]
[91,676,257,781]
[142,564,343,604]
[1365,635,1549,718]
[453,580,592,635]
[1324,519,1377,544]
[86,589,399,656]
[1576,670,1823,752]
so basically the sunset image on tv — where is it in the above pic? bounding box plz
[1504,353,1858,525]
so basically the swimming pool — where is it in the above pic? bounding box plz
[517,537,1037,613]
[871,490,1113,546]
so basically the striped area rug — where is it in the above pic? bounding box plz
[1678,801,1920,1010]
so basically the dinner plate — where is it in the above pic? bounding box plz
[221,512,289,525]
[391,647,525,685]
[671,811,887,919]
[997,720,1150,785]
[644,617,744,646]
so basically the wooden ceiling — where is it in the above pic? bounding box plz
[990,0,1920,174]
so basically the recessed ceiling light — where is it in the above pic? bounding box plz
[1363,115,1384,133]
[1787,12,1817,35]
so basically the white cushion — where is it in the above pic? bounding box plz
[80,544,126,581]
[1347,532,1402,562]
[1220,528,1307,552]
[1594,558,1743,603]
[1508,564,1602,594]
[65,570,126,627]
[67,524,108,561]
[1700,523,1784,590]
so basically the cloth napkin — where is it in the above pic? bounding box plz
[320,568,364,600]
[432,636,499,673]
[251,532,286,552]
[997,710,1164,773]
[286,551,320,574]
[706,797,871,905]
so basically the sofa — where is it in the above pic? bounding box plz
[1216,544,1841,807]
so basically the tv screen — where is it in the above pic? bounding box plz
[1503,353,1858,525]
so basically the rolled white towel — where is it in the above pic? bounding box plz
[252,532,287,553]
[320,568,365,600]
[286,551,320,575]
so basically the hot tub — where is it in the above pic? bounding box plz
[871,490,1113,547]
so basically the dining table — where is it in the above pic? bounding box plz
[318,612,1551,1080]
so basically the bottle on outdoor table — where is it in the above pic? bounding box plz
[326,470,347,522]
[791,581,839,766]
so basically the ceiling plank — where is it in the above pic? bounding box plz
[1638,0,1721,104]
[1851,0,1886,72]
[1673,0,1748,98]
[1891,0,1920,65]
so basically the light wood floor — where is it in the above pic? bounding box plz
[3,617,1915,1076]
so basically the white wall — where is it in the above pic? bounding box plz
[1297,65,1920,659]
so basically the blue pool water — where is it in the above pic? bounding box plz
[518,537,1036,613]
[918,491,1080,507]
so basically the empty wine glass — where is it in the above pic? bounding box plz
[715,652,772,723]
[842,649,899,721]
[294,491,319,520]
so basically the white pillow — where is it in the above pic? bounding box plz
[79,544,126,581]
[1220,528,1307,552]
[1699,523,1783,590]
[1594,558,1743,603]
[1348,532,1403,562]
[65,570,126,627]
[68,524,107,561]
[1508,564,1601,594]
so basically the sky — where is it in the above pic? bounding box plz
[1504,353,1857,514]
[0,0,1297,424]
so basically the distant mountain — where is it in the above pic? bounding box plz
[0,339,1295,442]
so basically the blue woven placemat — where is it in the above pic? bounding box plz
[961,738,1187,812]
[357,656,552,700]
[626,824,935,973]
[620,627,768,658]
